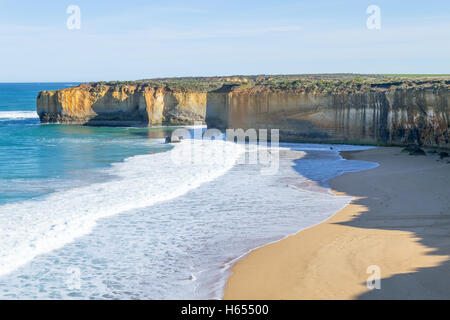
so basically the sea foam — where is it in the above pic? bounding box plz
[0,142,378,299]
[0,139,245,277]
[0,111,38,120]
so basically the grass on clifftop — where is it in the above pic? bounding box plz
[89,74,450,93]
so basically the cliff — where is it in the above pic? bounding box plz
[37,75,450,147]
[37,83,207,126]
[206,84,450,148]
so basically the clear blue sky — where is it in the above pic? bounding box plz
[0,0,449,82]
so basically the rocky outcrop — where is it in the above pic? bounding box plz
[37,79,449,148]
[37,83,206,126]
[206,85,449,148]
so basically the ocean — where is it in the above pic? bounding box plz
[0,83,378,299]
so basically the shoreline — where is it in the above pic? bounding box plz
[217,145,377,299]
[223,146,450,299]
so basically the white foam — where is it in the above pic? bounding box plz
[0,143,379,299]
[0,111,38,120]
[0,139,245,277]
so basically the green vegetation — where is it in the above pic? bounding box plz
[87,74,450,93]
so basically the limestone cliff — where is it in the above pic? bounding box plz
[37,76,449,147]
[206,83,449,148]
[37,83,206,126]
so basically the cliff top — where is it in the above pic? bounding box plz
[47,74,450,94]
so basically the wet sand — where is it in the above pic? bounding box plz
[224,147,450,299]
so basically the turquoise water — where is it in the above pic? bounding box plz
[0,83,378,299]
[0,83,172,204]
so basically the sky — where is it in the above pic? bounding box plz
[0,0,449,82]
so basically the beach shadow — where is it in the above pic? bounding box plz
[348,200,450,299]
[318,149,450,299]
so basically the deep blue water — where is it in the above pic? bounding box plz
[0,83,172,204]
[0,83,378,299]
[0,83,77,112]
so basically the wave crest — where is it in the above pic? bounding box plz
[0,139,244,277]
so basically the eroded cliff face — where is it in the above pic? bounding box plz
[206,86,449,148]
[37,81,449,147]
[37,84,206,126]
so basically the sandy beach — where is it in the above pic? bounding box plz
[224,147,450,299]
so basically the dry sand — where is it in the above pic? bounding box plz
[223,147,450,299]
